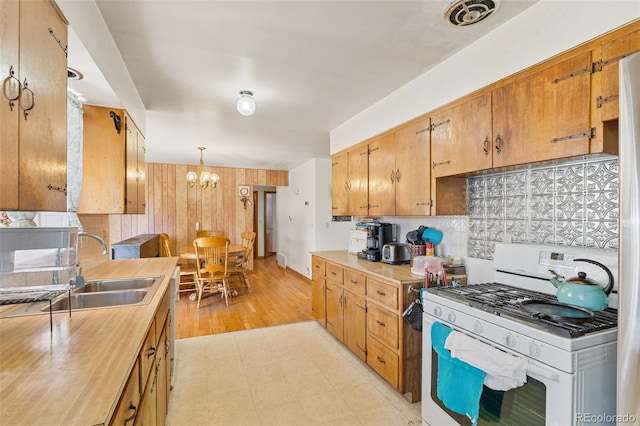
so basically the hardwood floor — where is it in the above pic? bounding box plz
[174,257,314,339]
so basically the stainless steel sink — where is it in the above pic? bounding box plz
[74,276,159,293]
[44,290,148,312]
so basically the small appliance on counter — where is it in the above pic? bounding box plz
[381,242,411,265]
[357,222,393,262]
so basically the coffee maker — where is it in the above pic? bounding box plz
[358,223,393,262]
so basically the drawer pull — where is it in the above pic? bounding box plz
[147,346,156,357]
[376,290,386,296]
[350,279,359,284]
[331,271,337,276]
[124,403,137,425]
[376,320,386,327]
[377,356,386,364]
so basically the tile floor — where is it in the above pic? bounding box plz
[167,321,422,425]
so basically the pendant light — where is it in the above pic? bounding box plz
[236,90,256,116]
[186,146,219,189]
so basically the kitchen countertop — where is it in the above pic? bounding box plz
[311,250,425,285]
[0,257,178,425]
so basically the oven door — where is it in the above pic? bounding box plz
[422,314,575,426]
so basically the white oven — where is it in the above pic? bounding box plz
[421,243,618,426]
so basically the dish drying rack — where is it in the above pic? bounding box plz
[0,284,72,331]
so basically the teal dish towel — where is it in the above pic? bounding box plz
[431,322,486,426]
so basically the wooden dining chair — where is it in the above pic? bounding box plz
[193,236,231,308]
[196,230,228,238]
[159,233,198,296]
[228,231,256,292]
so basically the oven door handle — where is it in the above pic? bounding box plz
[527,363,559,382]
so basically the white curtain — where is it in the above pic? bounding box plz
[65,92,83,231]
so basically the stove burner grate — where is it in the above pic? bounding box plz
[427,282,617,338]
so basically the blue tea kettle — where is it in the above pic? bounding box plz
[549,258,614,311]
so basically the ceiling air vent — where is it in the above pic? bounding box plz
[67,67,83,80]
[444,0,499,27]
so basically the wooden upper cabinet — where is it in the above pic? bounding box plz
[431,94,492,177]
[599,25,640,122]
[78,105,126,214]
[331,144,369,216]
[395,117,431,216]
[0,0,68,211]
[0,0,20,210]
[331,150,349,215]
[125,112,145,214]
[368,134,396,216]
[492,51,592,168]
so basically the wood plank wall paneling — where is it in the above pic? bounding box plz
[84,163,288,263]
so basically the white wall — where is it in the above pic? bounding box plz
[331,1,640,153]
[276,158,351,278]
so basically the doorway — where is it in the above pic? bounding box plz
[252,186,277,258]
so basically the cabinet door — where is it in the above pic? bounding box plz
[311,277,326,326]
[343,290,366,362]
[156,325,168,426]
[109,361,140,426]
[331,151,349,215]
[395,117,431,215]
[368,134,396,216]
[599,26,640,121]
[125,112,139,214]
[492,51,592,168]
[0,0,19,210]
[347,144,369,216]
[136,362,157,426]
[136,130,146,214]
[431,94,492,177]
[325,280,343,342]
[18,0,67,211]
[78,105,126,213]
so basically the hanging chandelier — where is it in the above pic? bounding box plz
[186,146,219,189]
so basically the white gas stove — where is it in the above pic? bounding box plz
[421,243,618,426]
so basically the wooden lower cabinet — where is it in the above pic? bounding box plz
[311,255,422,402]
[110,361,140,426]
[111,289,171,425]
[311,257,326,325]
[343,289,367,362]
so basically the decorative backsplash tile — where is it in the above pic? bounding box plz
[468,158,619,260]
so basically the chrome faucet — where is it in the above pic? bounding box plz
[79,231,108,255]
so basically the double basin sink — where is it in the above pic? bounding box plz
[0,276,163,317]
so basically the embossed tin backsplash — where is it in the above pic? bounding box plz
[468,158,618,260]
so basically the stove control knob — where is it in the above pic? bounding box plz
[529,342,541,357]
[474,321,484,334]
[433,306,442,317]
[447,311,456,323]
[503,333,516,347]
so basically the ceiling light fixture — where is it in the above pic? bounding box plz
[186,146,219,189]
[236,90,256,116]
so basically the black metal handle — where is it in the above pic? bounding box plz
[377,356,386,364]
[2,65,21,110]
[483,136,489,155]
[495,134,503,154]
[376,320,386,327]
[20,79,34,120]
[147,346,156,357]
[376,290,386,296]
[124,403,137,425]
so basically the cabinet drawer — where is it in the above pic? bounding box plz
[367,278,398,310]
[312,257,326,281]
[367,304,399,350]
[367,336,399,389]
[139,320,157,391]
[155,289,169,344]
[109,360,140,426]
[344,269,366,295]
[326,263,344,284]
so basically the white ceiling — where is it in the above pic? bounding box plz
[65,0,538,171]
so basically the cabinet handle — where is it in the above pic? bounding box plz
[376,290,386,296]
[350,279,358,284]
[483,136,489,155]
[377,356,386,364]
[376,320,386,327]
[165,339,171,355]
[339,293,343,307]
[2,65,21,111]
[147,346,156,357]
[390,170,395,183]
[331,271,337,276]
[20,78,34,120]
[123,403,137,425]
[344,181,349,191]
[495,134,503,155]
[395,169,400,182]
[415,201,431,206]
[432,160,451,168]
